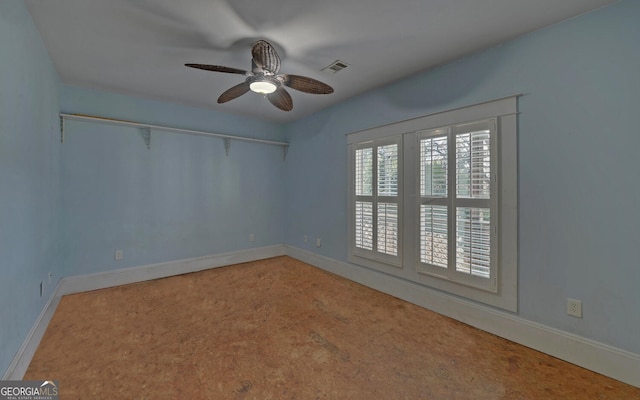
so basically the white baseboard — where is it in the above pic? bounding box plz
[58,245,286,296]
[2,281,63,380]
[3,245,286,379]
[284,245,640,388]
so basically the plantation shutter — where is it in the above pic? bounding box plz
[418,120,497,291]
[352,138,402,266]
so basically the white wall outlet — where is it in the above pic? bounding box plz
[316,238,322,248]
[115,249,123,260]
[249,233,255,242]
[567,298,582,318]
[303,235,308,243]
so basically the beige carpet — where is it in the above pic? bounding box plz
[25,256,640,399]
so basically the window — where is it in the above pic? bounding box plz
[352,138,402,267]
[348,97,518,311]
[417,121,497,292]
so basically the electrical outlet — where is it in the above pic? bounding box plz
[303,235,308,243]
[567,298,582,318]
[316,238,322,248]
[115,249,123,260]
[249,233,255,242]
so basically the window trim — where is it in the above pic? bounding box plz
[347,96,518,312]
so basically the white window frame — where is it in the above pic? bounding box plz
[347,96,518,311]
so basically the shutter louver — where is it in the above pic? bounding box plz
[355,201,373,250]
[377,202,398,256]
[420,205,448,267]
[420,136,448,197]
[355,148,373,196]
[378,144,398,196]
[456,207,491,278]
[456,130,491,199]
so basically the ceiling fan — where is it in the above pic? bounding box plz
[185,40,334,111]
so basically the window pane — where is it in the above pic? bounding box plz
[377,202,398,256]
[355,201,373,250]
[355,148,373,196]
[456,130,491,199]
[378,144,398,196]
[420,205,448,267]
[420,137,448,197]
[456,207,491,278]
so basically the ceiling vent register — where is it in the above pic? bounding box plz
[322,60,349,73]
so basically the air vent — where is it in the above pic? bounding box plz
[322,60,350,74]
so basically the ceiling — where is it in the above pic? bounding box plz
[26,0,616,123]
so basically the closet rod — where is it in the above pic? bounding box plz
[59,113,289,147]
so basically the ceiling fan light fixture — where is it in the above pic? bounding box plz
[249,80,277,94]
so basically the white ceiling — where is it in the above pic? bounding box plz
[26,0,616,123]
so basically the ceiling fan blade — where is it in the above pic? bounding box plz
[251,40,281,74]
[185,64,249,75]
[217,81,251,104]
[282,74,334,94]
[267,88,293,111]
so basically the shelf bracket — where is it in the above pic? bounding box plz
[283,145,289,160]
[60,115,65,143]
[139,127,151,149]
[223,138,231,157]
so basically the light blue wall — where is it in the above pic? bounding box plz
[284,0,640,354]
[0,1,62,374]
[59,86,286,277]
[3,0,639,378]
